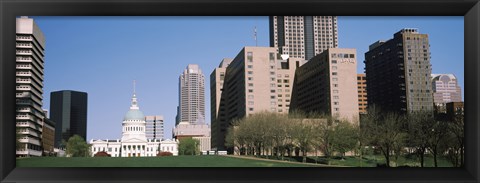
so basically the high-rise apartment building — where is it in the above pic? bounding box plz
[212,47,306,151]
[290,48,359,123]
[357,74,368,114]
[177,64,206,125]
[210,58,232,150]
[145,115,164,140]
[269,16,338,60]
[50,90,88,147]
[365,28,434,114]
[431,74,462,113]
[16,16,46,157]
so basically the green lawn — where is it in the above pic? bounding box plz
[16,155,317,167]
[253,154,454,167]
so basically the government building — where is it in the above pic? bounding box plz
[90,86,178,157]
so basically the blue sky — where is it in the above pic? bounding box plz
[32,16,464,140]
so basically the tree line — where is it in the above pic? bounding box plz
[225,107,464,167]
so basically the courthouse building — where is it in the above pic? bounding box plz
[90,86,178,157]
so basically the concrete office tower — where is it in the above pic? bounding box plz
[357,74,368,114]
[16,16,46,157]
[212,47,306,151]
[50,90,88,148]
[210,58,232,151]
[145,115,164,140]
[270,16,338,60]
[365,28,434,114]
[290,48,359,123]
[431,74,462,113]
[178,64,206,125]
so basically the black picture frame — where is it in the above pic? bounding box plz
[1,0,479,182]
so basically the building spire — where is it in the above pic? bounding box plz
[130,80,139,110]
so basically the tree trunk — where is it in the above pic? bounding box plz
[385,146,390,167]
[302,149,307,163]
[420,153,424,167]
[433,147,438,167]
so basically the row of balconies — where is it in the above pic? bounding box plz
[16,43,33,48]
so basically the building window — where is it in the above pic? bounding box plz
[248,65,253,69]
[248,77,253,81]
[332,72,337,76]
[248,101,254,105]
[269,52,275,61]
[249,108,254,111]
[248,83,254,87]
[247,52,253,62]
[249,89,253,93]
[248,71,253,75]
[332,60,337,64]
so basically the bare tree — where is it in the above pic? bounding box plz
[407,111,434,167]
[363,108,406,167]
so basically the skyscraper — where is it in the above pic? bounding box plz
[212,47,306,151]
[178,64,206,125]
[269,16,338,60]
[145,115,164,140]
[365,28,434,114]
[290,48,359,123]
[16,16,46,157]
[50,90,88,147]
[431,74,462,113]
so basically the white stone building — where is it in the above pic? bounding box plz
[90,86,178,157]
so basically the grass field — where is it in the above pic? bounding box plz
[17,154,454,167]
[260,154,453,167]
[16,155,318,167]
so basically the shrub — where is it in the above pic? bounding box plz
[94,151,111,157]
[157,151,173,156]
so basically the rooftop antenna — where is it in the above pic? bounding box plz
[254,26,258,47]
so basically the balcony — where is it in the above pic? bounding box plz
[16,71,31,77]
[16,50,32,55]
[16,63,33,70]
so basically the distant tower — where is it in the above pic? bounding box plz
[16,16,46,157]
[145,115,164,140]
[50,90,88,148]
[178,64,206,125]
[431,74,462,113]
[270,16,338,60]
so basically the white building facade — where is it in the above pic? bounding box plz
[90,87,178,157]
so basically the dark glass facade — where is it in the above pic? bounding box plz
[50,90,88,147]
